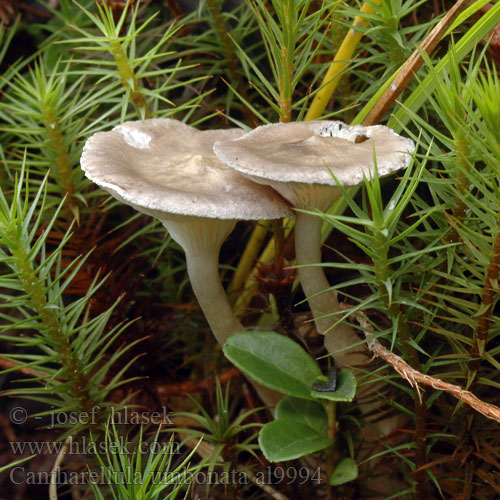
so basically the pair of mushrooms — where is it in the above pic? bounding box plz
[80,119,414,371]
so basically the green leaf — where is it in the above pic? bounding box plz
[0,454,36,476]
[311,370,357,402]
[259,419,332,462]
[329,457,358,486]
[223,331,321,399]
[276,396,329,436]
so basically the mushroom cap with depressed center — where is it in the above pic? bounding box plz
[80,118,293,221]
[213,120,414,187]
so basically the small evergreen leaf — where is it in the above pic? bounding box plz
[223,331,321,399]
[259,419,332,462]
[311,370,357,402]
[329,458,358,486]
[275,397,329,436]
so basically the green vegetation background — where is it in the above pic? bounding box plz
[1,0,500,498]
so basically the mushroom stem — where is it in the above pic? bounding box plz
[162,217,242,347]
[165,218,283,407]
[186,247,282,406]
[295,211,365,368]
[295,211,340,334]
[184,245,244,346]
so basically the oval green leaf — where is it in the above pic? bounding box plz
[223,331,321,399]
[311,369,357,402]
[329,457,358,486]
[259,419,332,462]
[276,396,328,437]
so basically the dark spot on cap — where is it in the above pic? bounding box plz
[354,134,369,144]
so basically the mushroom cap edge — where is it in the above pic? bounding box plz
[80,118,293,221]
[213,120,415,186]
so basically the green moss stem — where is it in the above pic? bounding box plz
[447,135,471,243]
[109,39,151,118]
[470,209,500,371]
[8,227,95,417]
[206,0,242,90]
[373,229,427,498]
[40,104,77,217]
[279,44,292,123]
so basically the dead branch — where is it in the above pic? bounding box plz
[353,311,500,424]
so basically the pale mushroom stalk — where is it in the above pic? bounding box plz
[185,249,243,344]
[295,209,339,334]
[289,182,365,366]
[295,209,368,366]
[164,217,243,346]
[164,216,284,406]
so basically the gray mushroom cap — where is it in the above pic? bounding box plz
[213,120,415,204]
[80,118,293,221]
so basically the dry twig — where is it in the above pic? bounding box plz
[353,311,500,424]
[362,0,474,125]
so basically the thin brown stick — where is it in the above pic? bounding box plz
[353,312,500,424]
[164,0,182,17]
[362,0,474,126]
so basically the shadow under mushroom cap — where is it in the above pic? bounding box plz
[80,118,292,220]
[213,120,415,187]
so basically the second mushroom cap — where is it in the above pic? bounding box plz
[213,120,415,209]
